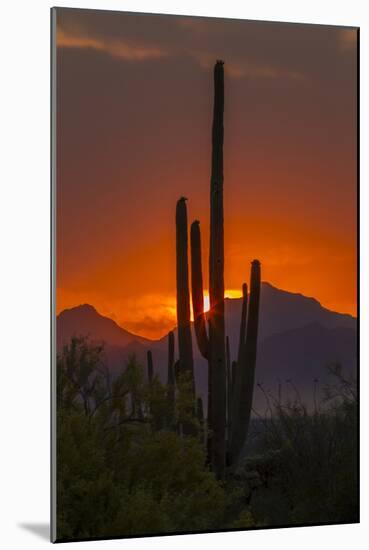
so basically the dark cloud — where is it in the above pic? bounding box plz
[56,8,357,83]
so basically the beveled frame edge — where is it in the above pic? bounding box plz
[49,9,360,542]
[51,6,57,544]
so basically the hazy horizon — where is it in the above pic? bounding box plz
[57,279,357,342]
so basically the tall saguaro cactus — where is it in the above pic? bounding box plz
[190,220,212,456]
[208,60,226,478]
[188,60,261,473]
[230,260,261,464]
[176,197,195,396]
[190,61,226,478]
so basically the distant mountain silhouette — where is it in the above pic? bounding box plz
[229,281,354,341]
[252,322,356,410]
[57,304,150,350]
[57,284,357,412]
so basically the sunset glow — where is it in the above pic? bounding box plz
[56,11,357,340]
[53,9,359,537]
[201,290,242,314]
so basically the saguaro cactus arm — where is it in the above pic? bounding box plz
[191,220,209,359]
[237,282,248,366]
[242,259,261,426]
[231,282,248,419]
[230,260,261,465]
[167,331,175,386]
[176,197,195,393]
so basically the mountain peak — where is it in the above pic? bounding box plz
[225,282,355,346]
[261,281,319,303]
[57,303,150,350]
[66,303,98,314]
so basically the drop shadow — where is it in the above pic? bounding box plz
[18,523,49,541]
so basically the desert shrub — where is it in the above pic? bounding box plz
[56,339,358,538]
[245,366,358,526]
[56,337,225,540]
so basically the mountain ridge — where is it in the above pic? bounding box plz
[57,282,356,349]
[56,283,357,413]
[57,302,151,349]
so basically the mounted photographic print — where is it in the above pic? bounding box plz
[51,7,359,543]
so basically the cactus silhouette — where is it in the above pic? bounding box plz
[230,260,261,464]
[209,60,226,479]
[188,61,226,477]
[237,283,248,366]
[188,61,261,472]
[231,360,237,394]
[147,350,153,385]
[228,281,248,452]
[197,396,205,445]
[176,197,196,436]
[197,396,204,424]
[167,330,175,426]
[190,219,213,460]
[190,220,209,359]
[226,335,232,442]
[173,360,181,385]
[176,197,195,392]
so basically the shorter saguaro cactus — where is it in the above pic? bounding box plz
[191,220,209,359]
[226,336,232,439]
[230,260,261,465]
[176,197,195,395]
[237,283,248,366]
[167,331,176,426]
[147,350,154,385]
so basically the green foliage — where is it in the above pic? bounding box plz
[117,432,226,533]
[230,509,257,529]
[57,336,107,416]
[56,339,358,540]
[56,337,225,540]
[241,368,358,527]
[57,412,121,539]
[175,370,200,435]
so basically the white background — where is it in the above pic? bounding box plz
[0,0,367,547]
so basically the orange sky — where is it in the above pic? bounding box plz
[56,10,357,339]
